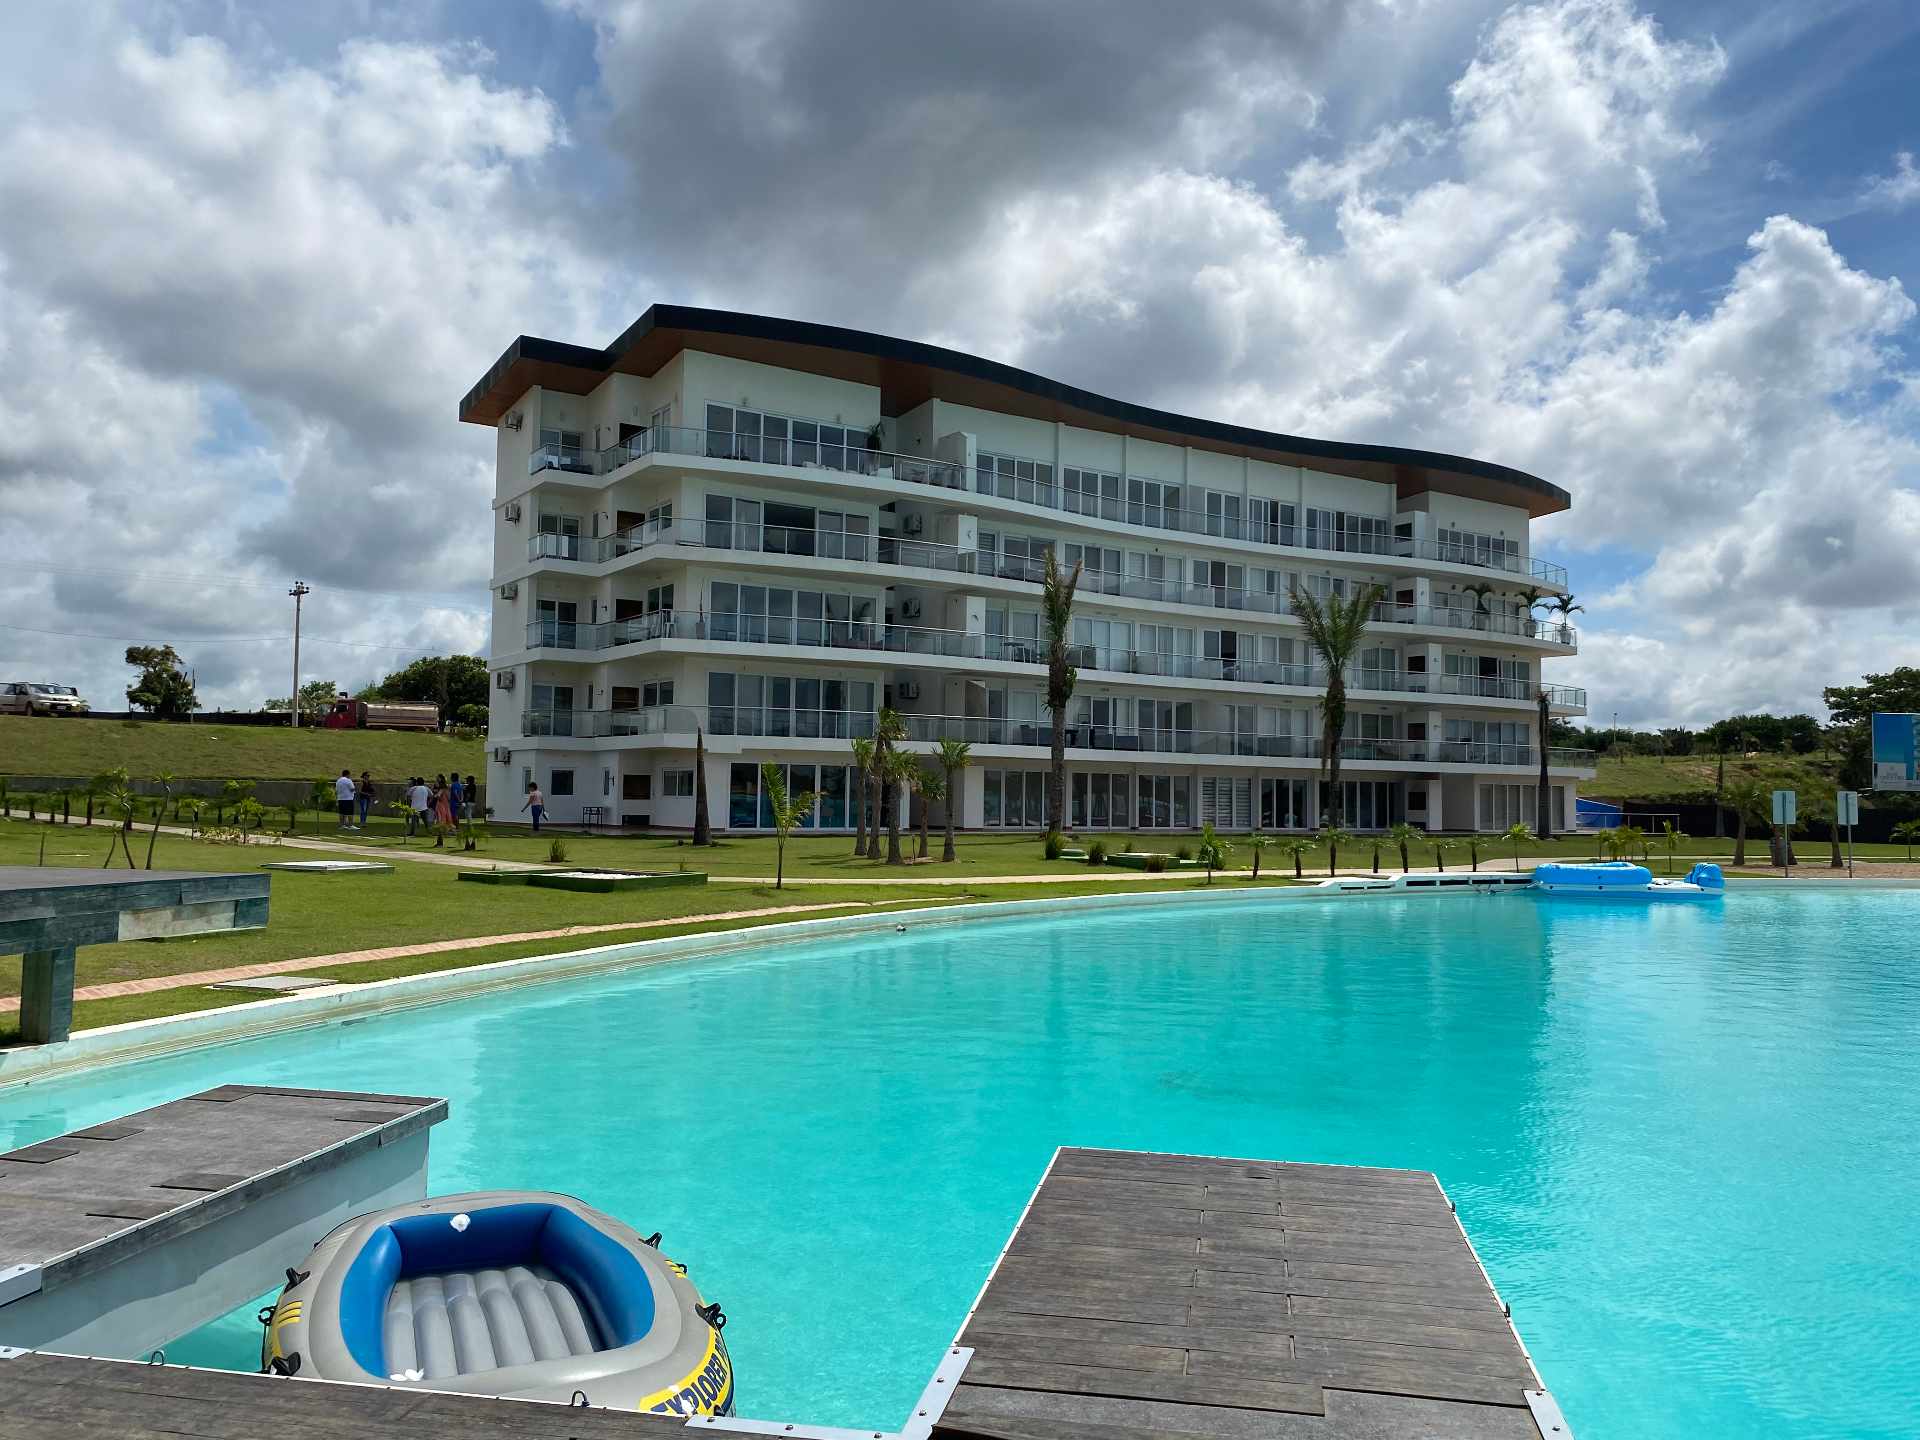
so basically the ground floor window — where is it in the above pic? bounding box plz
[727,763,857,829]
[1071,771,1130,829]
[1340,780,1404,830]
[1135,773,1192,829]
[1198,776,1253,830]
[984,770,1050,827]
[1261,778,1313,830]
[1477,783,1536,831]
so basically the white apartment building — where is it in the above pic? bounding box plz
[467,307,1593,835]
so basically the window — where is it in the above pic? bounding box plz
[549,769,575,797]
[1478,784,1536,831]
[1063,466,1122,520]
[709,582,876,646]
[1127,476,1181,529]
[1304,508,1391,555]
[979,452,1057,506]
[1198,776,1253,829]
[534,428,586,473]
[1261,777,1313,829]
[663,770,695,798]
[1071,772,1131,828]
[1134,773,1192,829]
[982,770,1049,827]
[706,670,875,738]
[1435,526,1521,571]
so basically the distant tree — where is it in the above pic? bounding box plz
[934,738,972,863]
[1892,819,1920,861]
[265,679,340,722]
[1429,836,1456,872]
[125,645,199,718]
[759,762,814,890]
[144,773,176,868]
[1292,581,1386,829]
[1824,667,1920,788]
[850,736,875,858]
[881,746,916,866]
[1196,823,1232,884]
[1278,835,1316,878]
[1246,830,1273,879]
[1317,825,1353,875]
[692,729,712,846]
[1724,782,1769,868]
[1658,820,1686,875]
[363,655,488,724]
[912,764,944,861]
[1387,822,1421,873]
[1041,549,1083,844]
[1503,822,1535,871]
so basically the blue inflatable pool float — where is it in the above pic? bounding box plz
[263,1191,732,1416]
[1532,860,1723,897]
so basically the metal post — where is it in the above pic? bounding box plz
[288,581,310,727]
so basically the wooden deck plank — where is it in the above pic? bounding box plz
[946,1148,1552,1440]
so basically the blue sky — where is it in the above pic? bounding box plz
[0,0,1915,724]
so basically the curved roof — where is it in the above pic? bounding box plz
[460,305,1569,517]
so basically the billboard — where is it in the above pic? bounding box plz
[1872,713,1920,791]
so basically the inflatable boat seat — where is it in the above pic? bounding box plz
[385,1264,598,1378]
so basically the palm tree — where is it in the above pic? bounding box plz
[692,728,712,846]
[850,736,875,857]
[759,762,814,890]
[913,764,944,860]
[1430,836,1456,872]
[1246,830,1273,879]
[1516,585,1546,615]
[1463,581,1496,619]
[1503,822,1535,872]
[1278,836,1316,878]
[867,708,907,861]
[1197,824,1232,884]
[1317,825,1353,875]
[881,745,916,865]
[144,772,176,868]
[1535,685,1555,840]
[1894,818,1920,861]
[1614,823,1648,864]
[1290,581,1386,829]
[1659,820,1686,875]
[1549,591,1585,643]
[1041,548,1083,842]
[1388,822,1421,873]
[935,737,972,863]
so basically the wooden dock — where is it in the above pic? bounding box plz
[938,1147,1562,1439]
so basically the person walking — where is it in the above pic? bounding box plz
[356,771,375,828]
[448,773,464,824]
[523,780,544,833]
[333,768,357,830]
[407,776,430,836]
[433,774,454,844]
[464,774,480,823]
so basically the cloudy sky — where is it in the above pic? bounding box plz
[1,0,1915,727]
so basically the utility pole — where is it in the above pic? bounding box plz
[289,581,310,728]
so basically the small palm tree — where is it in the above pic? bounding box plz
[935,737,972,863]
[1387,822,1421,873]
[1197,823,1232,884]
[144,772,176,868]
[1041,548,1083,843]
[1246,830,1273,879]
[1516,585,1546,615]
[1893,818,1920,861]
[869,708,908,861]
[1430,836,1456,872]
[850,736,875,858]
[1552,591,1586,620]
[1725,782,1767,867]
[1467,834,1482,871]
[1318,825,1353,875]
[1291,581,1386,828]
[1279,835,1316,878]
[1659,820,1686,875]
[759,762,814,891]
[1503,822,1535,872]
[1463,581,1496,617]
[913,764,945,860]
[1614,823,1648,864]
[881,745,915,865]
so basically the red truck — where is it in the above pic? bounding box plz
[323,696,440,731]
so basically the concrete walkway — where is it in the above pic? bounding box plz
[0,898,903,1017]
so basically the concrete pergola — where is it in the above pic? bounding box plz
[0,868,270,1045]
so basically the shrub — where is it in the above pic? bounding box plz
[1144,855,1167,873]
[547,838,570,864]
[1087,841,1107,865]
[1043,832,1064,860]
[1175,844,1193,861]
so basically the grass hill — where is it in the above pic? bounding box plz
[1586,749,1842,803]
[0,715,482,782]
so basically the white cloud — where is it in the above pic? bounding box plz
[1860,150,1920,210]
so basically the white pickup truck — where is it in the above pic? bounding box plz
[0,682,89,716]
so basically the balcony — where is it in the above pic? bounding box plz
[514,702,1594,769]
[521,519,1580,650]
[523,423,1569,588]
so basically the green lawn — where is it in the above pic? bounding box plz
[0,819,1302,1041]
[0,715,481,783]
[1586,748,1844,804]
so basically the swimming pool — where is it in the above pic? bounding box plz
[3,886,1916,1436]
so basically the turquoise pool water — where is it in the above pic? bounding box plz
[4,888,1918,1436]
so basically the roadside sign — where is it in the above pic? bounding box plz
[1871,713,1919,791]
[1836,790,1859,827]
[1771,789,1797,826]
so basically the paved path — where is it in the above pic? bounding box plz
[0,899,899,1016]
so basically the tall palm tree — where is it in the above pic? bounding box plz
[1291,581,1386,828]
[867,708,907,861]
[913,764,944,860]
[850,736,875,857]
[1535,684,1555,839]
[935,737,972,862]
[881,745,916,865]
[1041,549,1083,840]
[1725,781,1766,867]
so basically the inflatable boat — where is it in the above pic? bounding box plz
[262,1192,732,1416]
[1532,860,1724,898]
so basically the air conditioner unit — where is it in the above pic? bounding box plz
[492,746,512,764]
[498,582,518,600]
[900,598,922,620]
[896,681,920,700]
[495,671,516,690]
[902,514,924,536]
[503,501,523,523]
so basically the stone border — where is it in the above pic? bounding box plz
[6,878,1918,1092]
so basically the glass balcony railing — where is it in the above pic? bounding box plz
[524,423,1569,586]
[514,702,1595,768]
